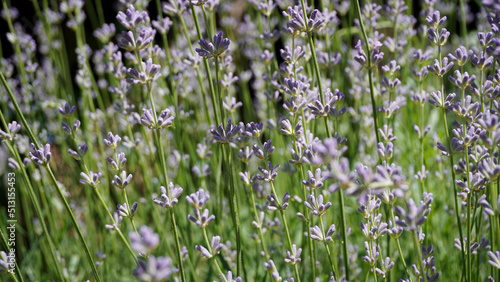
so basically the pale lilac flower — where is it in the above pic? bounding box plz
[0,121,21,141]
[107,153,127,171]
[126,58,161,85]
[117,202,138,218]
[266,192,290,210]
[196,32,230,58]
[133,256,177,281]
[253,140,275,160]
[256,161,280,182]
[195,236,223,258]
[211,119,240,144]
[153,183,183,208]
[310,224,335,242]
[304,194,331,217]
[263,259,282,281]
[219,271,241,282]
[58,103,76,118]
[284,244,302,265]
[188,208,215,228]
[139,108,175,129]
[104,132,122,148]
[116,5,149,30]
[80,171,102,187]
[185,189,210,209]
[111,171,133,189]
[105,211,123,231]
[361,241,380,266]
[130,226,160,256]
[29,143,52,166]
[488,251,500,269]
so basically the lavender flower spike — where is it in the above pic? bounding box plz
[0,121,21,141]
[0,251,13,273]
[195,31,230,58]
[58,102,76,118]
[80,171,103,187]
[129,225,160,257]
[210,119,240,144]
[111,171,133,189]
[195,236,223,258]
[153,183,183,208]
[28,143,52,166]
[133,256,177,281]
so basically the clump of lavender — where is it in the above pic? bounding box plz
[3,0,500,281]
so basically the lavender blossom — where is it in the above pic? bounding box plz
[116,5,149,30]
[111,171,133,189]
[133,256,177,281]
[28,143,52,166]
[153,183,183,208]
[210,119,240,144]
[188,208,215,228]
[195,236,223,258]
[195,32,230,58]
[139,108,175,129]
[284,244,302,265]
[130,226,160,256]
[117,202,138,218]
[185,188,210,209]
[0,121,21,141]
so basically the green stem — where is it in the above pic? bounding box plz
[390,207,412,281]
[46,166,101,281]
[202,228,227,282]
[353,0,380,144]
[270,182,301,282]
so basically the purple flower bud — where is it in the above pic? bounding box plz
[196,31,230,58]
[28,143,52,166]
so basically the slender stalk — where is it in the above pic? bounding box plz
[353,0,381,144]
[0,226,24,282]
[436,45,466,275]
[270,182,301,282]
[92,185,138,263]
[4,142,64,281]
[390,207,412,281]
[413,231,427,282]
[319,216,338,279]
[1,71,100,281]
[46,166,101,281]
[202,228,227,282]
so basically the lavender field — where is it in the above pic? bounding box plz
[2,0,500,281]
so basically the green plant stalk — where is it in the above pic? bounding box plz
[142,75,187,281]
[91,182,138,264]
[413,231,427,282]
[2,71,101,279]
[4,141,64,281]
[437,44,466,275]
[0,218,24,282]
[291,114,317,279]
[215,58,226,124]
[202,228,227,282]
[46,166,101,281]
[390,207,412,281]
[270,182,301,282]
[2,2,29,100]
[319,216,338,279]
[458,0,468,49]
[189,4,221,126]
[354,0,381,144]
[248,184,270,260]
[220,145,242,276]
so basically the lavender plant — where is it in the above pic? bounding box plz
[2,0,500,281]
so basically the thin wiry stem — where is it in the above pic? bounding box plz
[353,0,381,145]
